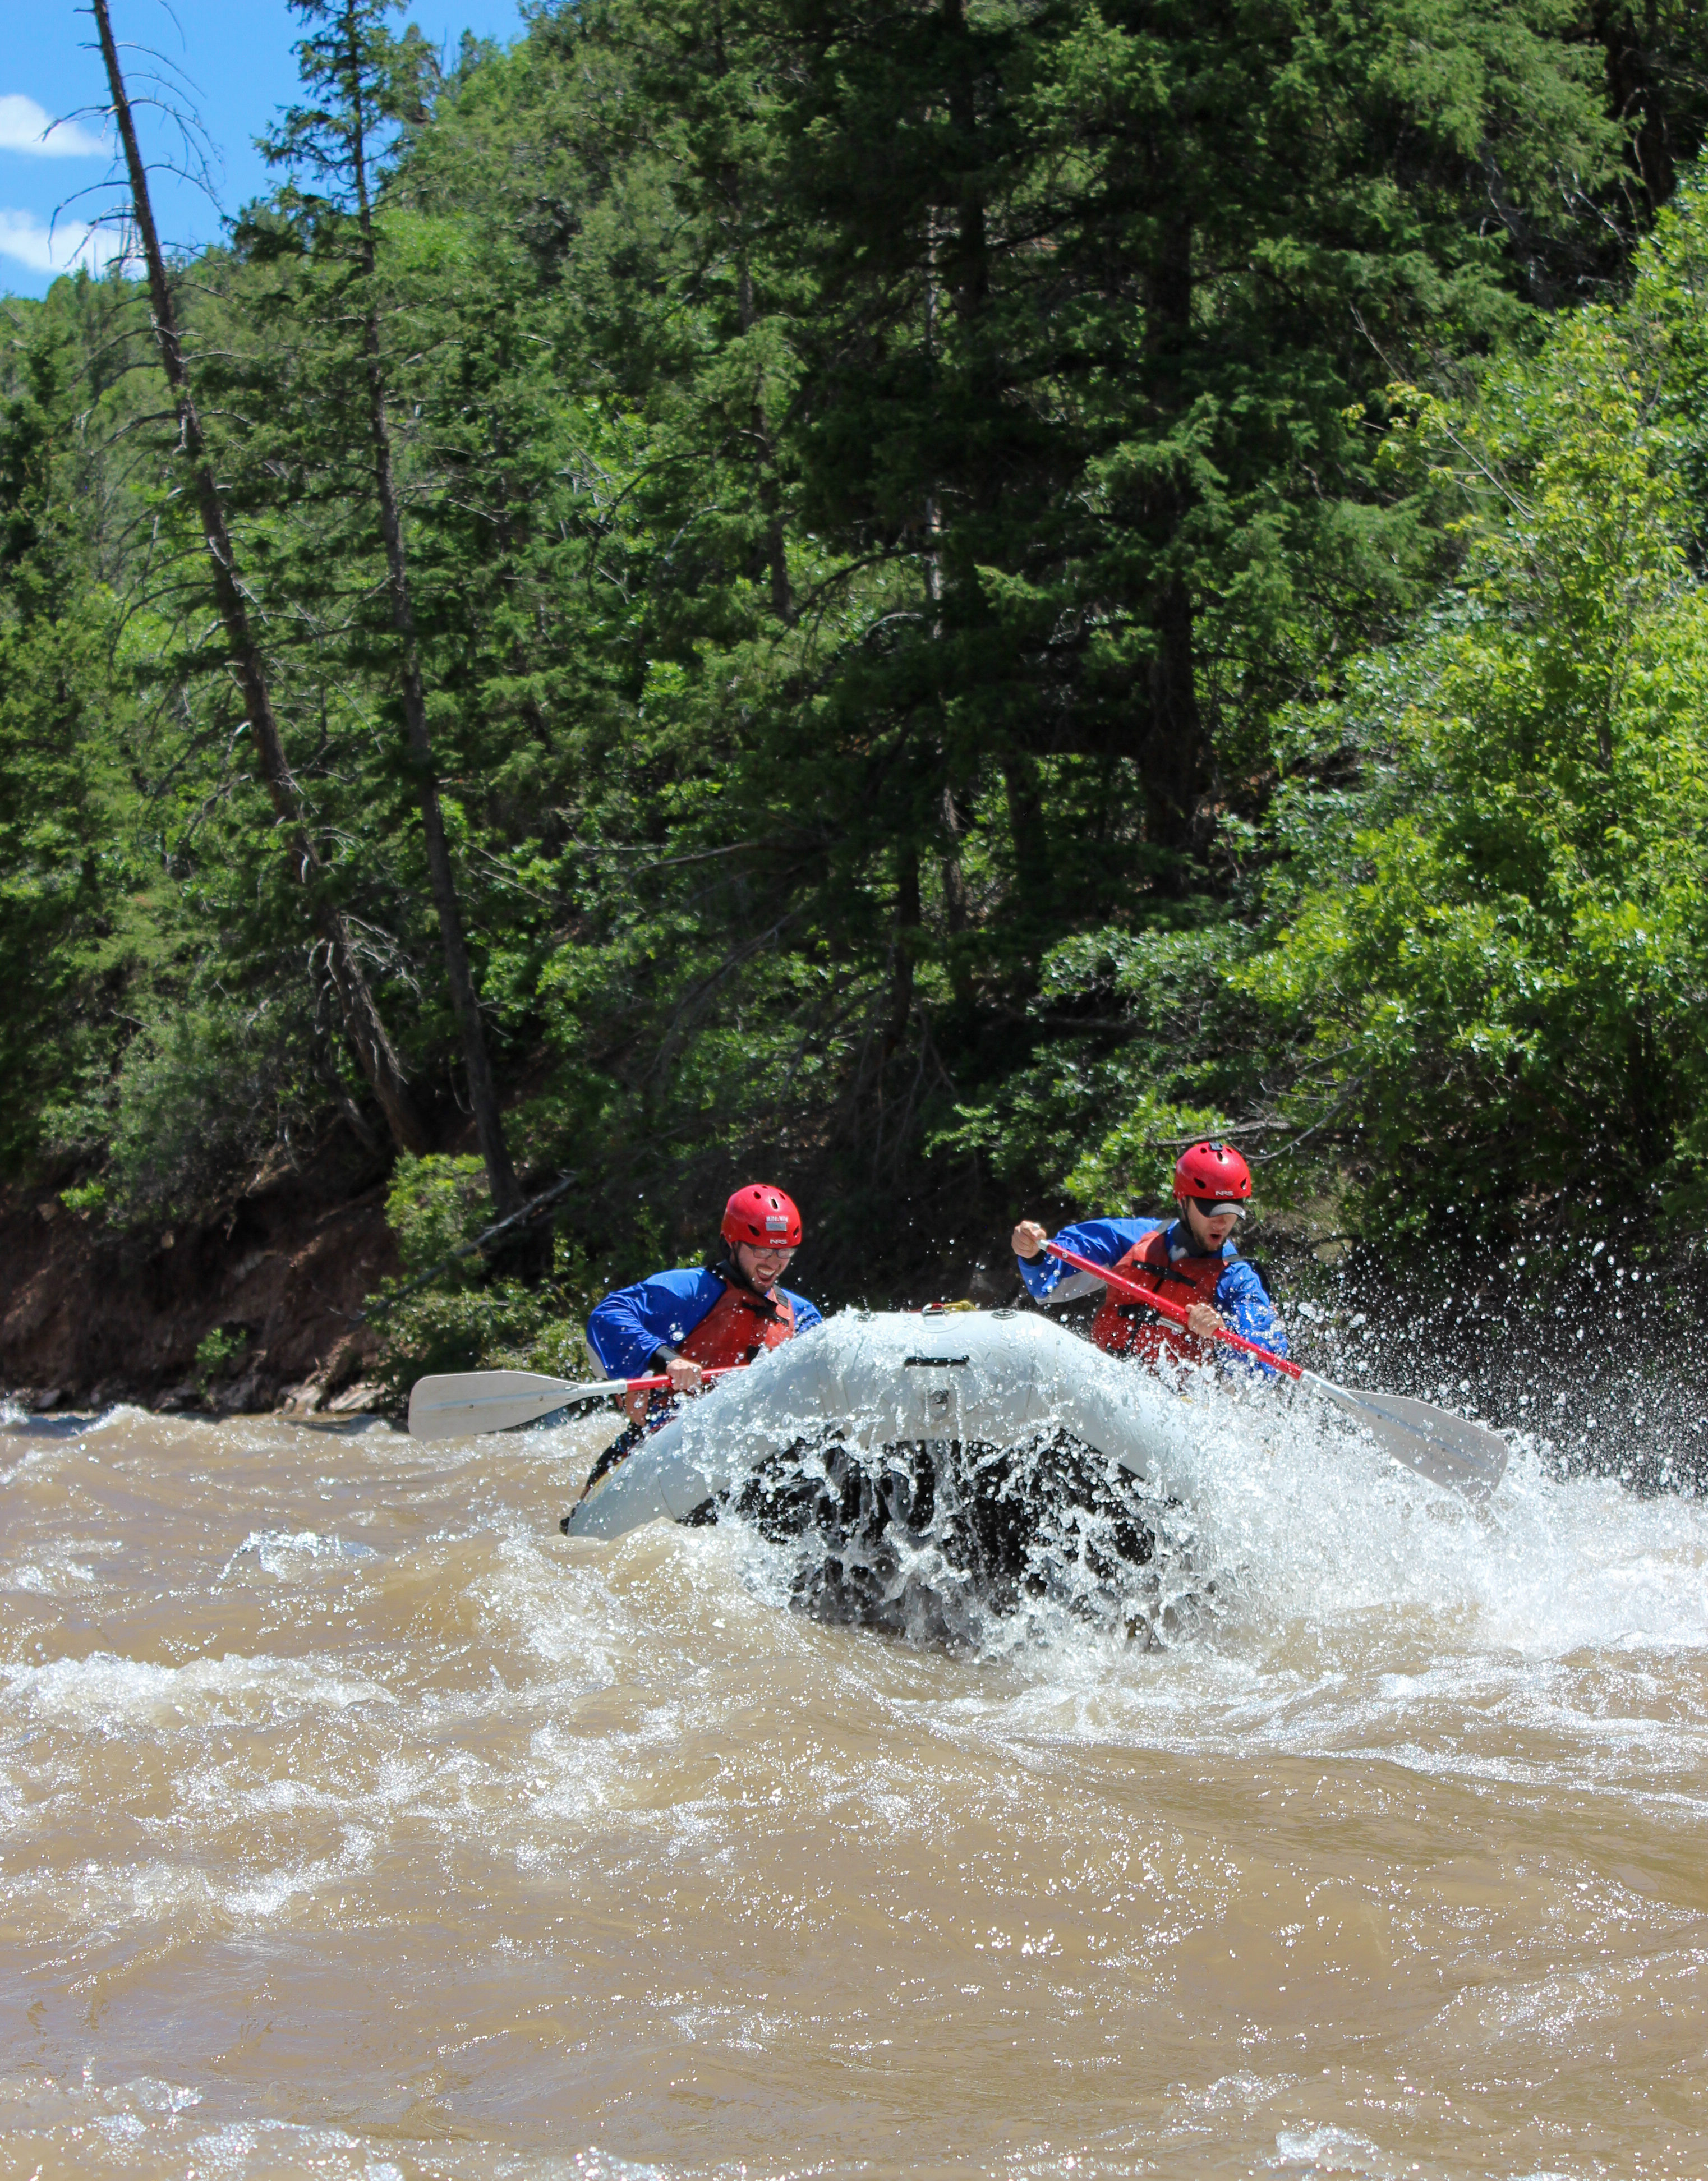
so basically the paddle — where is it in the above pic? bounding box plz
[407,1363,744,1442]
[1046,1242,1508,1499]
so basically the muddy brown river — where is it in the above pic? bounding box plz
[4,1372,1707,2178]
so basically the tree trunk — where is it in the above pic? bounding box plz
[940,786,969,934]
[91,0,429,1157]
[1139,211,1209,857]
[1592,0,1677,217]
[939,785,974,1010]
[1002,753,1051,899]
[887,840,922,1055]
[1147,571,1208,849]
[339,2,522,1218]
[738,257,794,625]
[943,0,989,324]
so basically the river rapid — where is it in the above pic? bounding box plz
[4,1345,1708,2180]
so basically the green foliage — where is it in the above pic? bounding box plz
[0,286,168,1172]
[917,173,1708,1248]
[369,1155,601,1407]
[384,1152,490,1277]
[6,1,1708,1334]
[930,916,1259,1212]
[44,993,324,1226]
[1239,298,1708,1237]
[195,1324,249,1393]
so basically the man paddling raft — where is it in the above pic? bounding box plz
[422,1152,1504,1506]
[413,1149,1504,1508]
[588,1182,822,1401]
[570,1185,824,1505]
[1010,1140,1288,1375]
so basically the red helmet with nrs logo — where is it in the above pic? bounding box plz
[721,1182,803,1251]
[1173,1140,1253,1209]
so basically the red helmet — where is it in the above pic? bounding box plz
[721,1182,803,1251]
[1173,1140,1253,1207]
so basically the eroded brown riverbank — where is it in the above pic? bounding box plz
[0,1145,396,1415]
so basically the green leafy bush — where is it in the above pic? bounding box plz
[1240,306,1708,1240]
[194,1324,249,1393]
[929,916,1270,1214]
[370,1154,604,1411]
[43,995,323,1228]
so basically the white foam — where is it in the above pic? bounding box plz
[218,1529,381,1581]
[222,1829,374,1920]
[186,2119,366,2174]
[1,1650,395,1730]
[124,2077,202,2114]
[655,1344,1708,1811]
[1083,1365,1708,1664]
[1270,2124,1389,2173]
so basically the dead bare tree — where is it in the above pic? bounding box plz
[86,0,431,1158]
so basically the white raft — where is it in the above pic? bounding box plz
[564,1304,1187,1541]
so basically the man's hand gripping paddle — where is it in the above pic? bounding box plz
[1046,1243,1508,1499]
[407,1364,744,1442]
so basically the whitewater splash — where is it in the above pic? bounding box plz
[703,1346,1708,1677]
[565,1305,1378,1651]
[5,1338,1708,2177]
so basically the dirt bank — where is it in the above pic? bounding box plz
[0,1140,398,1415]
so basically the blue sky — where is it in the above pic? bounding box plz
[2,0,530,299]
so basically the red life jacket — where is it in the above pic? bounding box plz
[1090,1226,1226,1368]
[677,1274,797,1369]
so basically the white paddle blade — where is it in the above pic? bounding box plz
[1314,1380,1508,1499]
[407,1368,609,1442]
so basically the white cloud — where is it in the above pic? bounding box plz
[0,95,108,159]
[0,209,126,278]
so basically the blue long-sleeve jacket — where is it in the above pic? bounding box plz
[585,1266,824,1382]
[1018,1217,1287,1372]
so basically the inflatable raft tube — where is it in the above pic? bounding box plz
[564,1306,1201,1640]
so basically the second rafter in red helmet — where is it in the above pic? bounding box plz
[1172,1140,1253,1205]
[721,1182,803,1250]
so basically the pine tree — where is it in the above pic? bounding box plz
[259,0,522,1215]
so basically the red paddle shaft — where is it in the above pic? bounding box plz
[618,1363,745,1394]
[1046,1241,1299,1378]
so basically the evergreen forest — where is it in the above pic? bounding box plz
[8,0,1708,1377]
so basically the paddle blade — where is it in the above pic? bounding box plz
[407,1368,606,1441]
[1313,1379,1508,1499]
